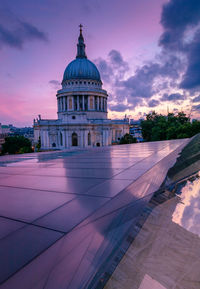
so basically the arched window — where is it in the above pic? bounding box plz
[69,97,72,110]
[88,132,91,146]
[72,132,78,146]
[90,96,93,109]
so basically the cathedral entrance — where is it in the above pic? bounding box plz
[72,132,78,146]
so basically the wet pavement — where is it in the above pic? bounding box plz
[0,139,188,289]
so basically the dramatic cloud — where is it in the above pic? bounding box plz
[96,50,183,112]
[193,104,200,111]
[159,0,200,90]
[113,54,182,109]
[159,0,200,51]
[180,30,200,89]
[108,50,129,78]
[100,0,200,113]
[161,93,185,102]
[0,9,48,49]
[148,99,160,107]
[95,49,129,84]
[95,58,113,84]
[192,95,200,103]
[49,80,60,89]
[109,103,130,112]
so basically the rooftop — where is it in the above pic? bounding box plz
[0,139,190,288]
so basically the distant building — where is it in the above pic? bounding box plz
[34,26,129,149]
[0,124,11,134]
[10,126,34,144]
[129,119,143,142]
[0,123,10,152]
[0,124,34,151]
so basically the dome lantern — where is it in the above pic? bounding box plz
[62,25,101,84]
[76,24,87,59]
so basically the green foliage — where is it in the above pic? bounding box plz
[2,136,33,155]
[120,133,137,144]
[141,111,200,141]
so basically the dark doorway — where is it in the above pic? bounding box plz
[96,142,100,147]
[72,133,78,146]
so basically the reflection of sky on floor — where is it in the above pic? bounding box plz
[0,139,189,289]
[138,274,167,289]
[172,173,200,237]
[105,167,200,289]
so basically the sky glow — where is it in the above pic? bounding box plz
[0,0,200,126]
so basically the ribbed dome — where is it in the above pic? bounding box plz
[63,58,101,82]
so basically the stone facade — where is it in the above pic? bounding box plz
[34,27,129,149]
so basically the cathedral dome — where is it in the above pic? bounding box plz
[62,25,101,83]
[63,58,101,82]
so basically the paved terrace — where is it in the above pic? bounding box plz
[0,139,189,289]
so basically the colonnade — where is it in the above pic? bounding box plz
[39,128,112,148]
[57,95,107,112]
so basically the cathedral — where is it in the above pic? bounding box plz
[34,26,129,149]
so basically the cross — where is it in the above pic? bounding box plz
[79,24,83,32]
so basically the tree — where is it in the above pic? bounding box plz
[2,136,33,155]
[120,133,137,144]
[141,111,200,142]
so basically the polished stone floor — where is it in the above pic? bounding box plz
[0,139,188,289]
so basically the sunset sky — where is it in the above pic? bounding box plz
[0,0,200,126]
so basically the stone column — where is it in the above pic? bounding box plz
[84,130,88,147]
[97,96,99,111]
[57,98,59,112]
[102,130,105,146]
[72,96,74,111]
[65,131,68,148]
[47,130,50,148]
[65,96,67,111]
[63,130,66,147]
[88,96,90,110]
[106,130,109,145]
[77,95,79,111]
[63,97,66,112]
[41,131,45,148]
[45,131,48,147]
[56,133,59,148]
[92,96,94,110]
[82,95,85,110]
[68,131,71,148]
[59,98,61,112]
[60,98,63,111]
[101,97,103,111]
